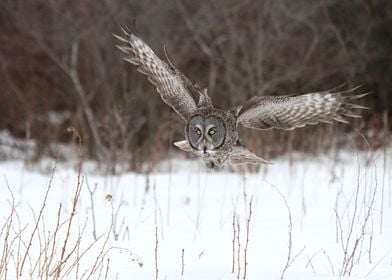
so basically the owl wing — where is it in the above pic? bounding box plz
[114,29,199,120]
[230,144,271,165]
[237,87,369,130]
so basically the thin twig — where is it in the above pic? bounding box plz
[0,180,17,278]
[243,197,253,279]
[45,203,62,279]
[155,226,159,280]
[104,258,110,280]
[232,213,236,274]
[85,200,115,280]
[380,110,388,234]
[86,179,98,241]
[269,184,305,280]
[236,217,241,280]
[19,159,58,276]
[54,128,83,278]
[181,248,185,276]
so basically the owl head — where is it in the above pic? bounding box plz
[187,114,226,153]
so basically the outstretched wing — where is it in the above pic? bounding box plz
[230,144,271,165]
[114,28,198,120]
[237,87,369,130]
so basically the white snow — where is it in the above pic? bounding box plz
[1,147,392,279]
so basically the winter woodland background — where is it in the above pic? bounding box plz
[0,0,391,169]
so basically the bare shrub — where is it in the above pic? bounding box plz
[334,139,378,276]
[0,129,142,279]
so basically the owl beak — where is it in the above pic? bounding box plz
[202,138,208,154]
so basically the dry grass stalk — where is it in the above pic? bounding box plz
[104,258,110,280]
[380,110,389,234]
[35,204,62,278]
[112,199,127,241]
[86,179,98,241]
[61,234,104,277]
[85,200,115,280]
[0,181,17,279]
[236,217,241,280]
[54,128,84,279]
[155,225,159,280]
[231,213,236,274]
[336,180,377,276]
[243,197,253,279]
[269,184,305,280]
[181,248,185,276]
[335,136,378,276]
[19,159,58,277]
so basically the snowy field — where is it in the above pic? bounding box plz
[1,147,392,279]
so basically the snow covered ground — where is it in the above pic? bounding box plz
[1,147,391,279]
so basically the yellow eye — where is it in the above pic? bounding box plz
[209,128,216,136]
[195,128,202,136]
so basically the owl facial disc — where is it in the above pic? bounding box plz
[187,115,226,153]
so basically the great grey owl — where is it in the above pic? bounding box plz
[114,29,368,170]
